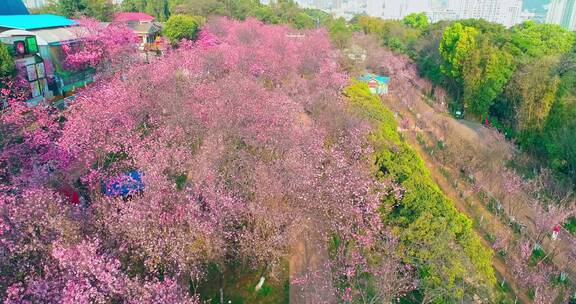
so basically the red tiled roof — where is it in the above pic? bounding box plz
[114,12,155,23]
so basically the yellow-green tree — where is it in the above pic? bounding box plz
[0,44,14,77]
[439,22,478,80]
[163,14,199,45]
[403,12,428,30]
[508,56,560,132]
[463,40,515,116]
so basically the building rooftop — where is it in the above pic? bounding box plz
[0,14,75,30]
[0,0,30,15]
[359,74,390,84]
[114,12,155,23]
[129,22,161,34]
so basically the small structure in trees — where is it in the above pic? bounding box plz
[358,73,390,95]
[102,170,145,197]
[113,12,161,46]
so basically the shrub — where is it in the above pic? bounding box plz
[164,14,200,45]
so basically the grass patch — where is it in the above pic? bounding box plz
[529,247,547,265]
[497,279,512,293]
[564,217,576,235]
[486,197,502,215]
[198,263,289,304]
[438,166,451,180]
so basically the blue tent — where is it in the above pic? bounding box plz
[103,170,145,197]
[0,0,29,15]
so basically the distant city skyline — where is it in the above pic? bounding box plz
[298,0,530,27]
[19,0,576,31]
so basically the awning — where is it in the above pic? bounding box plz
[31,27,81,45]
[0,27,81,45]
[0,14,75,30]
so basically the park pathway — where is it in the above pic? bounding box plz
[289,217,337,304]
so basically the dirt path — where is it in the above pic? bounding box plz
[398,122,531,304]
[385,86,575,273]
[289,218,337,304]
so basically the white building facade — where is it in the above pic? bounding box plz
[22,0,47,8]
[546,0,576,30]
[320,0,525,27]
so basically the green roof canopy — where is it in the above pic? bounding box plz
[0,14,75,30]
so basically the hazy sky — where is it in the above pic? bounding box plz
[523,0,551,12]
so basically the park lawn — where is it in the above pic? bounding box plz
[198,262,289,304]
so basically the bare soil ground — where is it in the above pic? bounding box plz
[289,218,337,304]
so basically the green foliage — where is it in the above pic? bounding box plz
[403,13,428,30]
[439,22,478,80]
[510,21,575,59]
[508,56,559,134]
[54,0,87,17]
[0,43,15,77]
[462,39,515,117]
[198,262,289,304]
[253,6,279,24]
[564,217,576,235]
[44,0,114,21]
[327,18,351,49]
[122,0,170,21]
[163,14,200,45]
[345,82,496,301]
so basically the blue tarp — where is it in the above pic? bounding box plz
[0,14,75,30]
[0,0,29,16]
[103,170,145,197]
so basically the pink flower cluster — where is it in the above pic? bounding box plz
[62,17,139,72]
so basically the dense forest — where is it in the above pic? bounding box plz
[352,14,576,188]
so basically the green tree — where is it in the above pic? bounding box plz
[462,40,515,117]
[439,22,479,80]
[0,44,15,77]
[253,6,279,24]
[86,0,115,21]
[52,0,88,17]
[146,0,170,21]
[507,56,560,133]
[327,18,351,49]
[169,0,226,16]
[122,0,170,21]
[544,102,576,183]
[42,0,114,21]
[413,21,452,85]
[163,14,199,45]
[510,21,575,59]
[121,0,144,12]
[403,12,428,30]
[345,82,496,302]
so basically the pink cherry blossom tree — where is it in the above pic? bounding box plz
[62,17,139,73]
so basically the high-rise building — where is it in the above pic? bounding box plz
[546,0,576,30]
[313,0,525,26]
[22,0,47,8]
[450,0,522,27]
